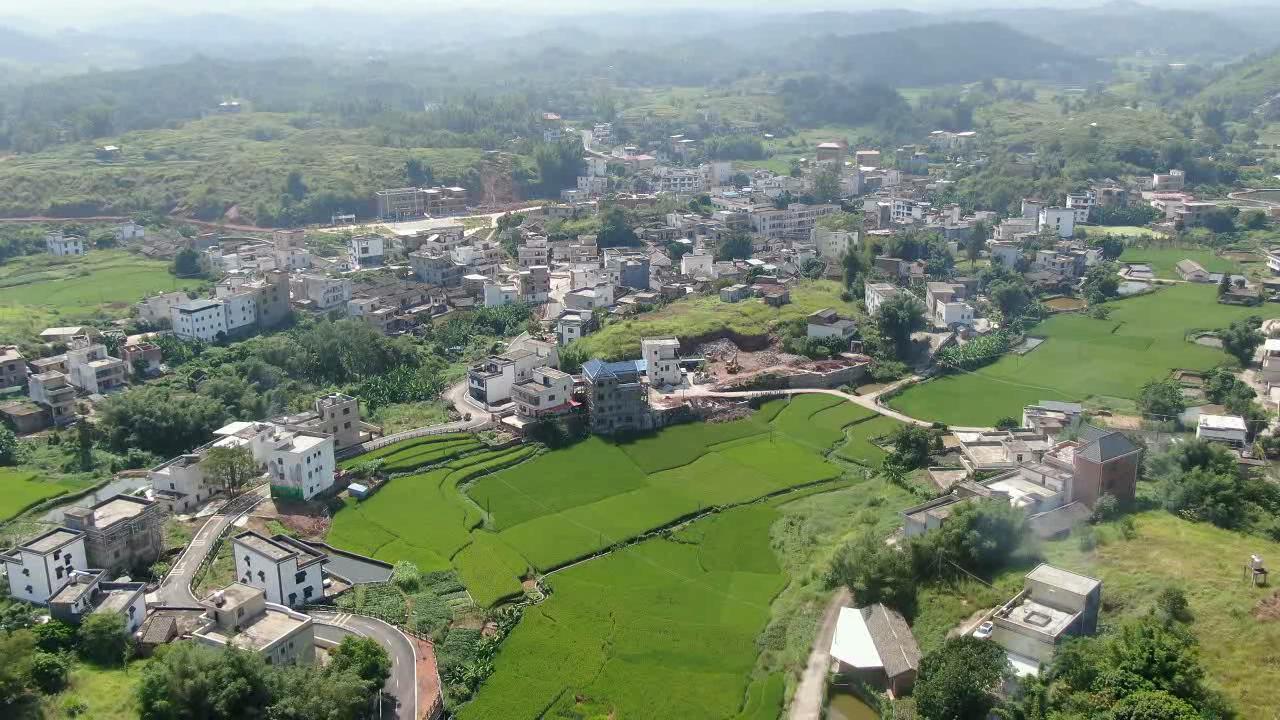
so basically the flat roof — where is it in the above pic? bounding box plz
[235,531,293,561]
[201,607,309,651]
[1198,414,1247,431]
[1001,596,1075,638]
[87,495,152,528]
[831,607,882,670]
[93,586,142,615]
[206,582,262,610]
[176,299,224,312]
[21,527,83,554]
[1025,563,1101,596]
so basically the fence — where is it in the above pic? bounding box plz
[336,420,494,461]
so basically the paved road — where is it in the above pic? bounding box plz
[681,376,991,432]
[789,587,851,720]
[313,611,418,719]
[152,487,267,607]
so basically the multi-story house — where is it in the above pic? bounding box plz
[217,289,260,338]
[0,345,27,390]
[564,284,615,312]
[750,203,838,240]
[172,299,229,342]
[295,275,352,311]
[348,235,385,269]
[272,393,367,450]
[815,228,858,261]
[680,251,715,278]
[1038,207,1075,239]
[62,495,165,574]
[517,236,550,268]
[641,337,682,387]
[410,250,464,287]
[988,565,1101,669]
[512,367,574,422]
[65,341,126,394]
[266,430,335,502]
[232,531,326,608]
[864,283,900,316]
[48,569,147,632]
[517,266,551,304]
[194,583,316,665]
[136,292,193,325]
[28,371,76,425]
[46,233,86,257]
[556,311,589,346]
[2,528,87,605]
[582,359,650,435]
[469,348,555,406]
[806,309,857,341]
[1065,191,1095,224]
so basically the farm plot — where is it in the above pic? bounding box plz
[836,415,906,468]
[458,505,786,720]
[338,433,471,469]
[775,394,877,450]
[1116,246,1239,279]
[889,284,1260,426]
[0,469,84,522]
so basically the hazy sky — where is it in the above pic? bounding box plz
[0,0,1246,27]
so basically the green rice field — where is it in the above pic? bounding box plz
[888,283,1259,426]
[0,469,85,522]
[0,250,202,343]
[1116,246,1240,279]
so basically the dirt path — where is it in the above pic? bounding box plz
[789,587,850,720]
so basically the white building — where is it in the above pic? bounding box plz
[217,289,259,336]
[934,301,975,328]
[1038,207,1076,239]
[2,528,87,605]
[266,430,335,502]
[65,342,126,394]
[1196,414,1248,448]
[194,583,316,666]
[556,312,588,346]
[864,283,899,316]
[116,222,146,242]
[297,275,353,311]
[563,283,614,312]
[988,240,1022,267]
[232,531,326,608]
[1262,338,1280,387]
[815,228,858,261]
[46,233,86,257]
[750,203,838,239]
[641,337,682,388]
[1065,192,1095,225]
[1268,249,1280,276]
[483,282,518,308]
[136,291,192,325]
[807,309,857,341]
[512,366,575,421]
[172,299,229,342]
[1152,169,1185,192]
[680,251,715,279]
[348,235,385,268]
[468,348,556,406]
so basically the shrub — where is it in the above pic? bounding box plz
[28,651,69,693]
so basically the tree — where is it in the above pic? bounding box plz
[201,445,260,495]
[887,424,934,470]
[32,620,76,653]
[812,167,842,204]
[828,532,917,616]
[171,248,203,278]
[78,612,129,665]
[268,665,370,720]
[74,420,95,472]
[1110,690,1200,720]
[966,220,988,268]
[137,643,274,720]
[1082,263,1120,304]
[1093,235,1125,260]
[0,424,17,466]
[596,206,638,248]
[989,279,1032,318]
[327,636,391,690]
[995,416,1020,430]
[1217,272,1230,298]
[874,293,926,361]
[28,652,69,694]
[915,636,1009,720]
[1153,586,1193,626]
[404,158,433,187]
[1219,316,1262,367]
[0,630,36,709]
[1243,210,1268,231]
[715,230,754,261]
[99,386,228,457]
[1136,379,1185,420]
[841,249,865,288]
[285,171,308,201]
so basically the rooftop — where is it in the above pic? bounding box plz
[1000,596,1076,638]
[20,527,83,554]
[84,495,153,529]
[199,605,310,652]
[1026,563,1101,596]
[206,582,262,612]
[1198,414,1247,432]
[176,299,224,313]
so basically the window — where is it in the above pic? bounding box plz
[295,571,306,583]
[342,407,350,415]
[22,568,29,576]
[343,421,351,430]
[53,550,61,560]
[55,566,64,579]
[303,586,314,598]
[288,592,297,604]
[258,570,265,581]
[24,585,31,593]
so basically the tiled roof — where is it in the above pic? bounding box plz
[1075,426,1138,463]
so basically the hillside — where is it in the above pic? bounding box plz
[1196,49,1280,117]
[958,1,1270,60]
[790,21,1100,86]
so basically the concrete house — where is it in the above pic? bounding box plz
[989,564,1101,672]
[641,337,682,388]
[1037,207,1075,239]
[582,359,650,435]
[513,366,574,422]
[2,528,88,605]
[28,371,76,426]
[680,251,715,279]
[232,531,326,609]
[469,349,553,407]
[266,430,335,502]
[62,495,165,574]
[830,604,920,697]
[46,233,86,257]
[65,341,126,395]
[864,283,899,316]
[1176,259,1211,283]
[172,299,229,342]
[194,583,316,666]
[0,345,27,390]
[49,570,147,633]
[1196,413,1248,447]
[806,309,857,341]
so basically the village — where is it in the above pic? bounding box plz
[5,64,1280,720]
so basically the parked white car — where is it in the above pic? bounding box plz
[973,621,994,640]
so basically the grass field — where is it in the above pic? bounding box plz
[574,280,861,361]
[0,250,202,343]
[458,505,787,720]
[835,416,906,468]
[1116,246,1240,279]
[1083,225,1166,239]
[43,658,151,720]
[888,284,1260,426]
[0,469,84,522]
[911,511,1280,718]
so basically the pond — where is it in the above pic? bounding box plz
[1117,280,1150,296]
[828,691,879,720]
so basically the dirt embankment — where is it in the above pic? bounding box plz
[678,328,772,355]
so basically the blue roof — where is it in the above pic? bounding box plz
[582,358,646,380]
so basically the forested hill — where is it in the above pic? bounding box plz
[1196,50,1280,119]
[788,22,1100,87]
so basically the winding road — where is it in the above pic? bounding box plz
[151,485,269,607]
[312,611,420,719]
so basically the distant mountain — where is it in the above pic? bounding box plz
[954,1,1271,60]
[0,25,69,63]
[788,21,1101,86]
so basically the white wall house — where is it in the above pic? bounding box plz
[864,283,899,316]
[116,222,146,242]
[232,531,326,608]
[349,235,385,268]
[172,299,229,342]
[2,528,87,605]
[483,283,518,308]
[934,301,975,328]
[1196,414,1247,448]
[815,228,858,261]
[641,337,682,388]
[65,342,126,394]
[46,233,86,257]
[1038,207,1076,239]
[222,292,259,335]
[266,431,335,502]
